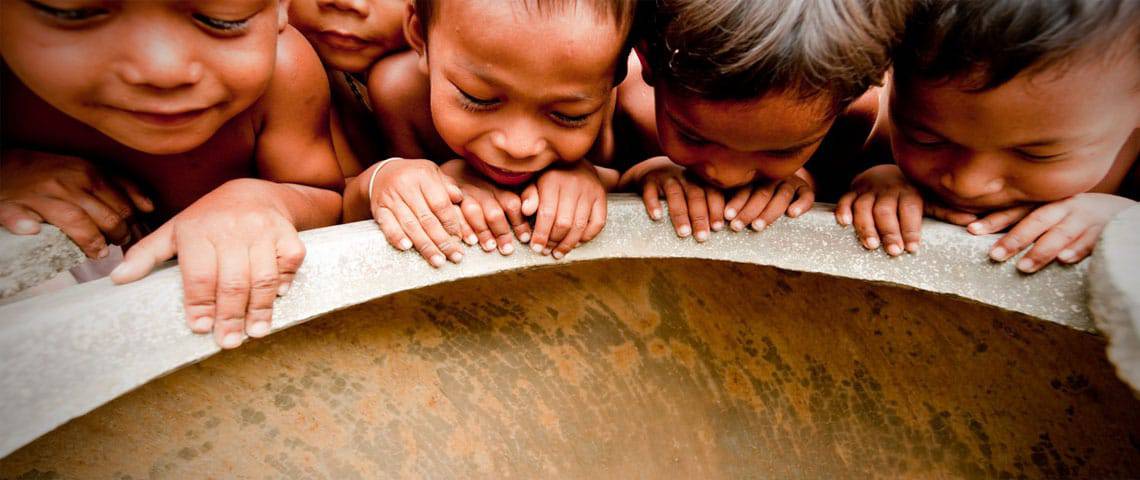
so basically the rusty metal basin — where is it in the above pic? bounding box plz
[3,257,1139,478]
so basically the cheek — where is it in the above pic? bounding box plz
[1012,160,1113,200]
[212,25,279,104]
[547,125,599,163]
[429,92,479,153]
[892,140,944,189]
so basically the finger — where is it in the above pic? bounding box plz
[1056,227,1101,265]
[988,205,1064,262]
[481,196,513,249]
[924,203,978,226]
[420,179,466,241]
[393,200,446,267]
[736,186,774,231]
[530,183,560,253]
[174,235,218,335]
[546,185,580,250]
[553,197,590,259]
[1015,214,1086,273]
[661,176,691,237]
[400,188,463,264]
[445,179,464,204]
[31,196,108,259]
[110,222,177,284]
[641,178,664,221]
[582,196,606,243]
[73,194,130,245]
[110,176,155,213]
[0,202,44,235]
[967,205,1033,235]
[211,242,251,349]
[458,212,479,248]
[756,181,797,231]
[724,188,750,223]
[274,233,306,296]
[899,190,924,253]
[853,193,881,250]
[461,199,496,252]
[494,190,524,253]
[871,192,904,256]
[521,185,539,217]
[376,206,414,252]
[835,191,857,226]
[685,183,711,242]
[707,189,726,232]
[786,183,814,218]
[244,241,279,338]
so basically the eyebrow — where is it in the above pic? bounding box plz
[667,108,828,152]
[896,113,1073,149]
[455,60,598,103]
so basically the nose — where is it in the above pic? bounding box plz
[491,122,548,160]
[117,29,203,89]
[318,0,370,17]
[703,163,756,188]
[939,152,1005,199]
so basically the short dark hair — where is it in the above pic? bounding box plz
[414,0,638,40]
[640,0,910,111]
[893,0,1140,91]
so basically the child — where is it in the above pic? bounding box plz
[0,0,344,348]
[288,0,408,175]
[343,0,634,264]
[837,0,1140,272]
[618,0,909,242]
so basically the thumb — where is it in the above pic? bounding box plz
[445,180,463,204]
[112,176,155,213]
[521,185,539,216]
[110,222,176,284]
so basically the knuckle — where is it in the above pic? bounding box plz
[250,274,277,292]
[873,204,896,217]
[217,280,249,297]
[554,218,573,230]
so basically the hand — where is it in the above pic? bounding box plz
[0,149,153,258]
[366,159,474,267]
[521,161,607,259]
[836,164,922,256]
[723,170,814,233]
[110,179,305,349]
[974,193,1135,273]
[441,159,529,256]
[625,156,724,242]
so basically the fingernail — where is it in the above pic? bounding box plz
[191,316,213,332]
[788,207,800,217]
[450,252,464,263]
[712,221,724,231]
[695,230,709,242]
[730,220,745,232]
[277,282,291,296]
[842,214,852,225]
[399,238,413,250]
[96,247,110,259]
[887,244,902,256]
[465,234,478,245]
[430,254,445,267]
[484,239,497,251]
[906,242,919,253]
[1058,249,1075,262]
[501,242,515,255]
[989,247,1007,261]
[725,208,737,220]
[531,242,543,253]
[523,197,537,212]
[247,321,270,338]
[651,209,663,221]
[221,332,244,349]
[967,222,983,234]
[13,219,38,234]
[109,262,130,279]
[677,225,691,237]
[553,251,564,259]
[751,219,766,231]
[866,237,880,249]
[542,247,552,256]
[1017,257,1035,272]
[519,232,531,243]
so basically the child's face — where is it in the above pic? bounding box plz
[288,0,406,73]
[653,82,834,188]
[412,1,625,187]
[889,54,1140,213]
[1,0,285,155]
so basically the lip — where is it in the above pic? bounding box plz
[113,106,211,128]
[319,30,372,51]
[468,156,538,187]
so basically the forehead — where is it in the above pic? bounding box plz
[893,54,1140,145]
[431,0,623,92]
[661,84,834,152]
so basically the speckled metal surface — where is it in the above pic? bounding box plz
[2,259,1137,478]
[1090,204,1140,390]
[0,225,83,299]
[0,195,1093,459]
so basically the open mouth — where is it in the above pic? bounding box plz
[468,156,538,187]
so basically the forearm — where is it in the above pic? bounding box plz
[617,156,675,191]
[219,178,342,231]
[342,165,374,223]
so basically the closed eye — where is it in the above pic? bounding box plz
[550,111,591,128]
[456,87,499,111]
[26,0,109,23]
[193,13,252,33]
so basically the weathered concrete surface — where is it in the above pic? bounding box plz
[1090,204,1140,390]
[3,259,1137,478]
[0,195,1094,459]
[0,225,82,299]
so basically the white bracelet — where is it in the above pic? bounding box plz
[366,157,401,203]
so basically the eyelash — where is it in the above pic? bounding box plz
[677,130,709,146]
[193,13,251,33]
[1016,151,1064,162]
[457,89,499,112]
[550,111,590,128]
[27,1,108,22]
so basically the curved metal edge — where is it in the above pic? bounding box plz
[0,225,84,299]
[0,194,1091,458]
[1089,204,1140,391]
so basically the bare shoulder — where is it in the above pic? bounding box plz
[261,26,329,112]
[366,50,434,158]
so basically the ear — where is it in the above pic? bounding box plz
[634,41,655,86]
[404,2,429,74]
[277,0,291,32]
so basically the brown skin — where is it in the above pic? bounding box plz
[618,46,879,242]
[838,50,1140,272]
[0,0,343,348]
[344,0,626,263]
